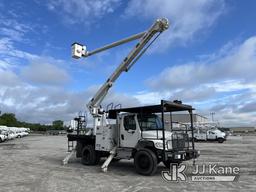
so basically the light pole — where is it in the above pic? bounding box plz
[210,112,215,122]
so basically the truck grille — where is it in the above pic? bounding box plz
[172,133,189,150]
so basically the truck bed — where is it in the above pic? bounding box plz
[67,134,95,141]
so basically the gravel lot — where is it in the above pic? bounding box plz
[0,135,255,192]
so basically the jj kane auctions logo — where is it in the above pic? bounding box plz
[162,163,240,182]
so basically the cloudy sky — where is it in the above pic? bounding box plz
[0,0,255,127]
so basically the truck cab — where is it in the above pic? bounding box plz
[119,113,170,148]
[107,100,199,175]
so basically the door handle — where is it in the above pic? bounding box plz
[127,130,135,134]
[121,134,124,140]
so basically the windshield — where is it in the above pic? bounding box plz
[137,114,163,131]
[0,130,7,135]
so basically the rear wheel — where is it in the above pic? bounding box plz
[81,145,100,165]
[134,148,157,176]
[218,138,224,143]
[0,138,2,143]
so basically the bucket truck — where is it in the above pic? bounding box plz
[192,123,227,143]
[65,18,200,175]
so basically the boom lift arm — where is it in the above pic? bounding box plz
[72,18,169,134]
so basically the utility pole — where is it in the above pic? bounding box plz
[210,112,215,122]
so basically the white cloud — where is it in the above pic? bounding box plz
[0,17,32,33]
[208,80,256,92]
[0,84,139,124]
[0,16,34,45]
[0,22,70,87]
[134,91,163,105]
[47,0,121,25]
[0,38,14,53]
[0,37,71,87]
[238,101,256,113]
[0,37,38,61]
[0,60,12,70]
[21,61,71,86]
[124,0,225,50]
[0,28,24,41]
[148,36,256,90]
[0,69,21,87]
[132,36,256,126]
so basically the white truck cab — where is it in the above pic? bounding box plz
[118,113,173,150]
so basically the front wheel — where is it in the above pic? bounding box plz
[134,149,157,176]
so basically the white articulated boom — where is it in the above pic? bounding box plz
[72,18,169,135]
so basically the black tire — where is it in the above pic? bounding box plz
[0,138,2,143]
[193,137,198,142]
[218,138,224,143]
[134,148,157,176]
[17,135,21,138]
[81,145,100,165]
[76,142,83,158]
[163,160,181,168]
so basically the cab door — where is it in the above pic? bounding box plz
[207,130,217,140]
[119,114,140,148]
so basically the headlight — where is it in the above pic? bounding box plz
[154,140,172,149]
[154,142,163,149]
[167,140,172,149]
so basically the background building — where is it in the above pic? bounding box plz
[229,127,256,135]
